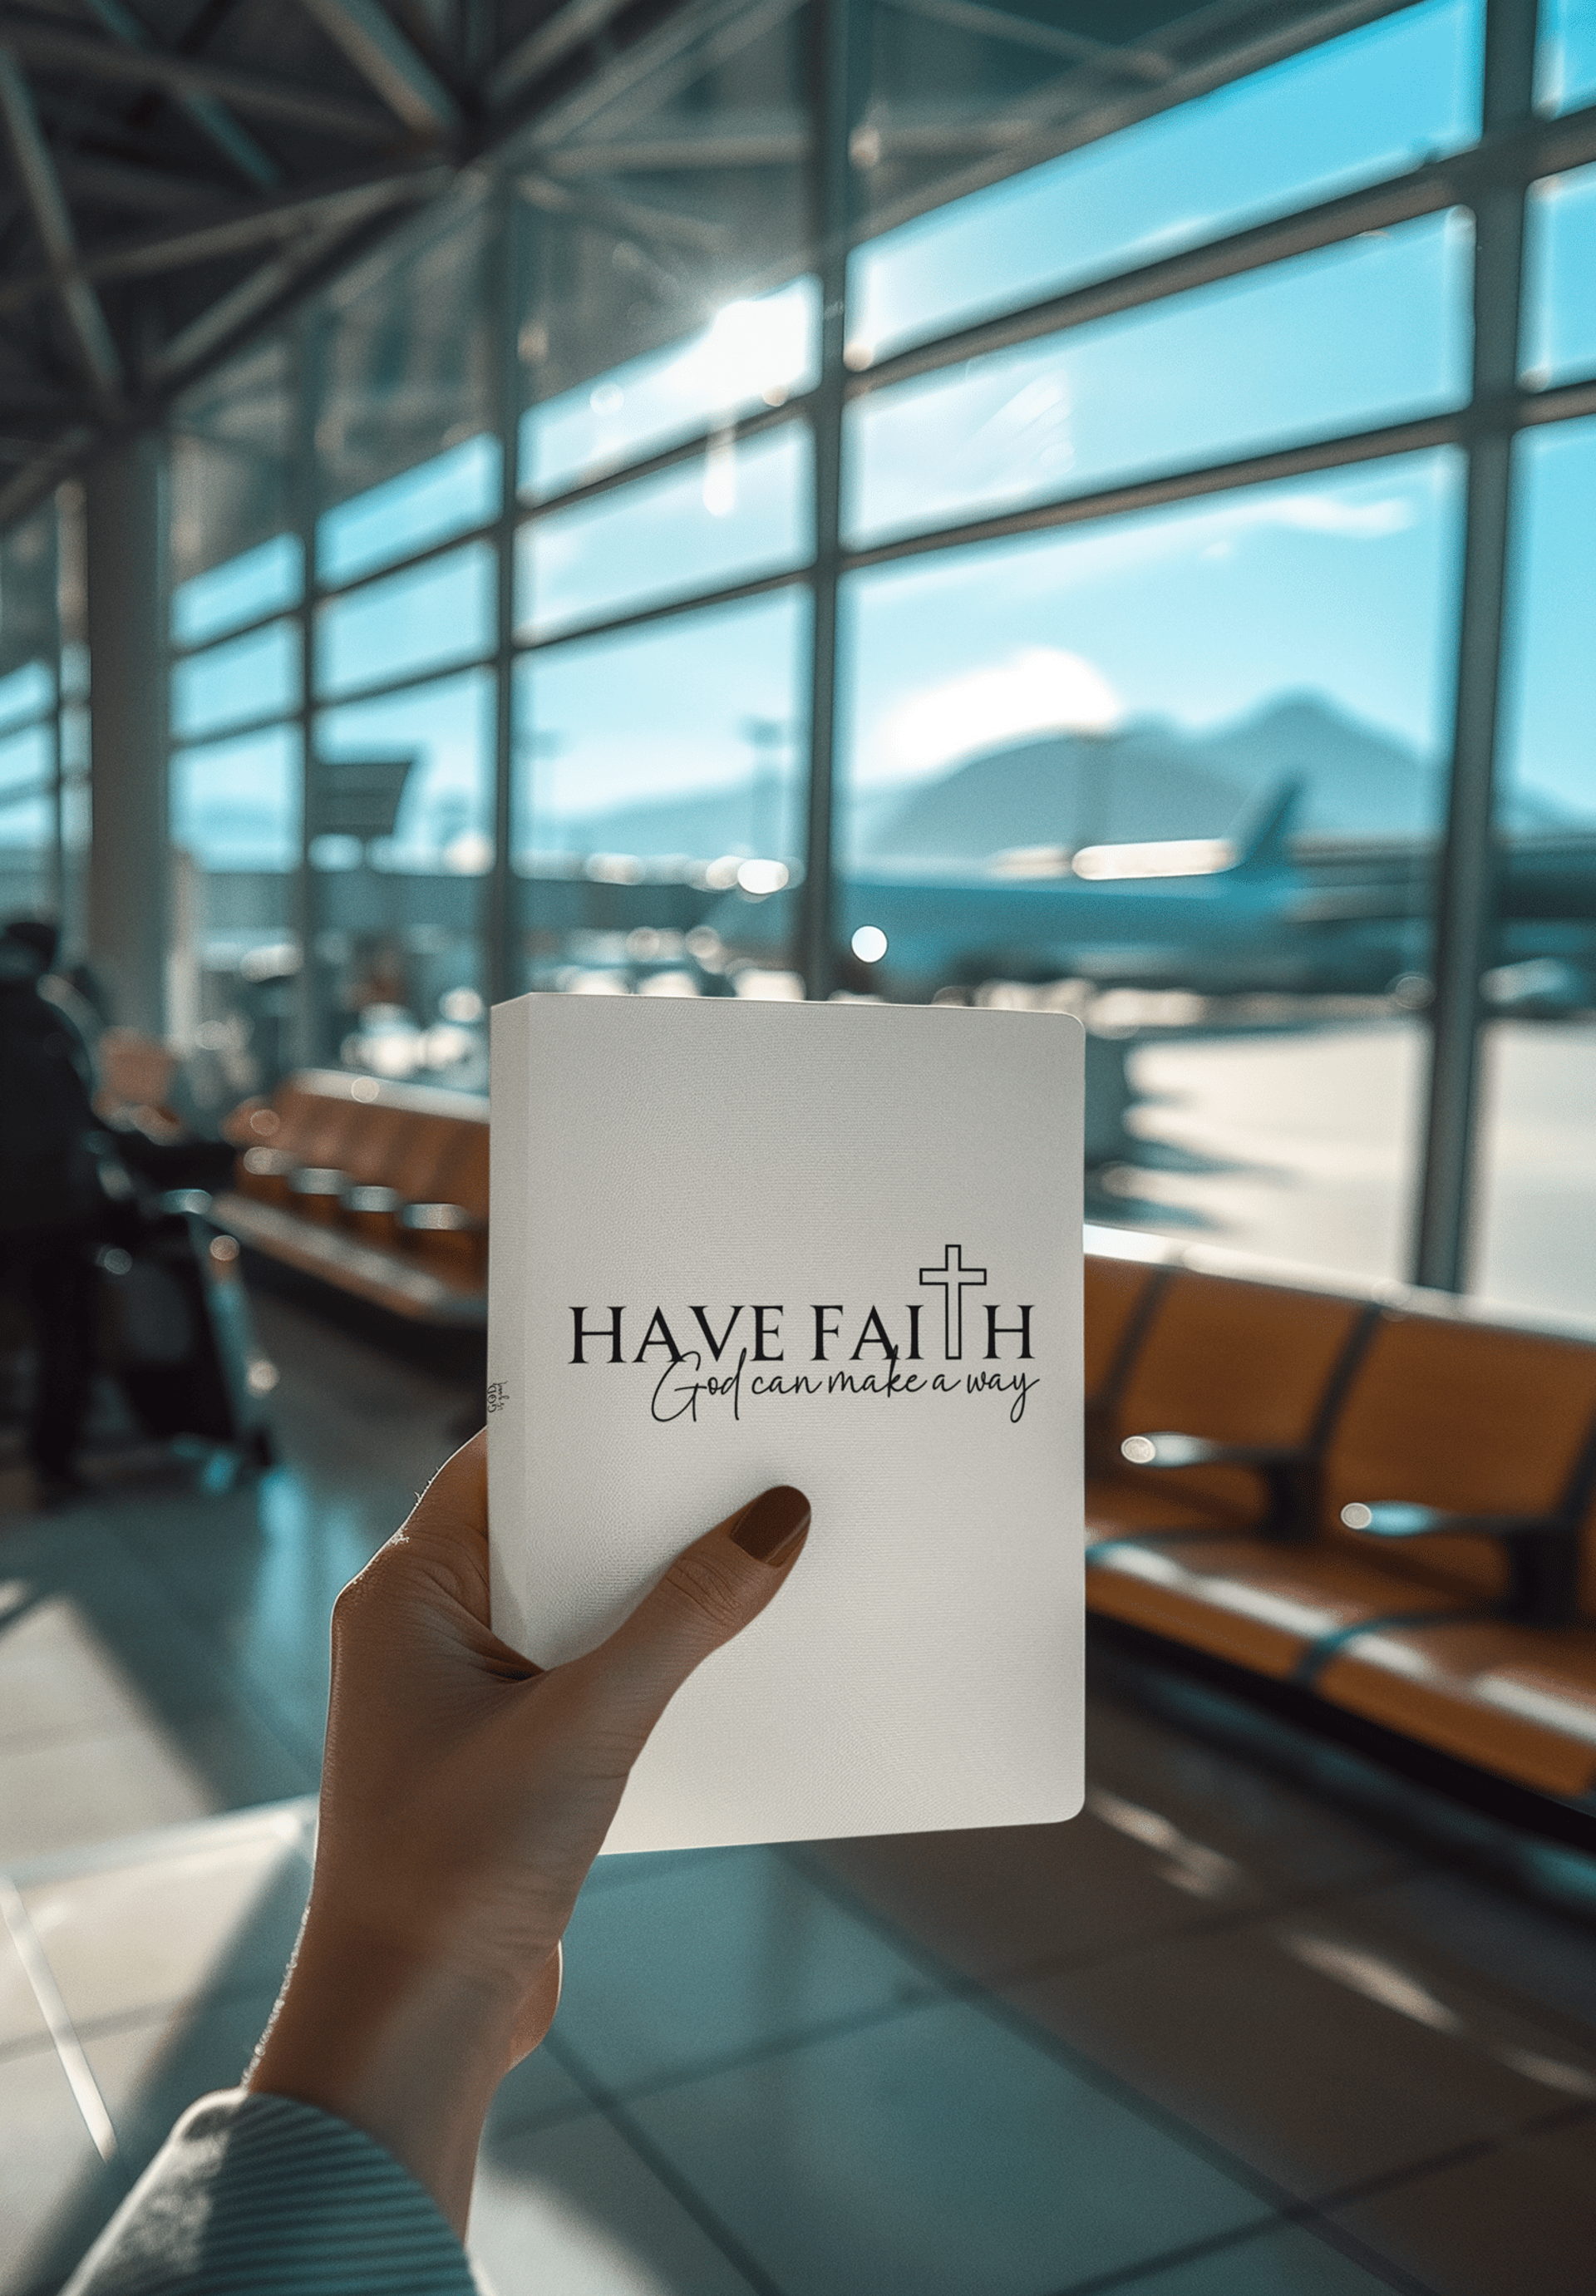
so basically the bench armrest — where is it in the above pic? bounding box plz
[1341,1502,1555,1540]
[1121,1432,1306,1471]
[1339,1502,1579,1624]
[1118,1431,1314,1540]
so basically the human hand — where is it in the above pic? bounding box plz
[248,1431,809,2231]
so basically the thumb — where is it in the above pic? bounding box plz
[559,1485,810,1747]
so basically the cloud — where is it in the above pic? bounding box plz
[1261,492,1417,538]
[884,646,1124,772]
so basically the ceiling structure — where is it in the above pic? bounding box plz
[0,0,1406,531]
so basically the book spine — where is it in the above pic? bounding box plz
[485,993,532,1654]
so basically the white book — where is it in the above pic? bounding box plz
[488,993,1083,1853]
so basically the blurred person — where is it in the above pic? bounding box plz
[0,919,103,1507]
[62,1443,810,2291]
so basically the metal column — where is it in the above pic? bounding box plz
[486,181,521,1012]
[289,310,323,1067]
[797,0,870,1002]
[1411,0,1539,1293]
[85,430,170,1037]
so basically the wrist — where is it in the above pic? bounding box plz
[248,1908,523,2234]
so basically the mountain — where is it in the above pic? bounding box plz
[866,693,1451,860]
[540,786,796,860]
[536,692,1576,866]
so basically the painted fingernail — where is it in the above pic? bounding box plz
[730,1485,811,1567]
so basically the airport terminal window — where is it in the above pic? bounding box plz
[1523,164,1596,385]
[170,723,303,1109]
[0,660,52,737]
[315,543,496,701]
[833,452,1461,1279]
[521,278,820,503]
[0,508,62,919]
[1540,0,1596,110]
[312,199,497,559]
[847,0,1480,363]
[172,535,303,651]
[514,2,811,422]
[1474,418,1596,1321]
[515,426,811,641]
[845,215,1470,548]
[318,435,501,591]
[171,619,301,745]
[170,340,297,638]
[511,588,807,994]
[306,670,493,1080]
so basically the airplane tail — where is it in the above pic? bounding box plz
[1231,778,1304,871]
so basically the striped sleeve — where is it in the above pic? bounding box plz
[61,2089,482,2296]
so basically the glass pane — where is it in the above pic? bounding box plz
[824,452,1463,1282]
[513,589,807,993]
[316,543,495,698]
[516,426,809,641]
[849,0,1481,364]
[172,618,301,742]
[0,659,53,735]
[170,724,303,1111]
[523,278,820,500]
[0,785,54,920]
[173,534,302,649]
[308,670,493,1082]
[0,508,59,693]
[1475,420,1596,1321]
[0,720,52,800]
[1539,0,1596,111]
[170,338,295,612]
[315,195,495,521]
[1524,165,1596,387]
[316,668,493,873]
[516,4,810,443]
[848,215,1470,547]
[319,434,500,589]
[172,724,302,873]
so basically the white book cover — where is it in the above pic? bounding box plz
[487,993,1083,1853]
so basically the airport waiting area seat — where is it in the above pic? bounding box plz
[214,1070,489,1324]
[1083,1239,1596,1806]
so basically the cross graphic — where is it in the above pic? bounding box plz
[919,1244,988,1362]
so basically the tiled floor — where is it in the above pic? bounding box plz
[4,1291,1596,2294]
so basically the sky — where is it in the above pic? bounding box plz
[16,0,1592,878]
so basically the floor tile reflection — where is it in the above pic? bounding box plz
[556,1846,933,2093]
[1001,1898,1596,2201]
[624,1995,1273,2296]
[473,2110,761,2296]
[1324,2111,1596,2296]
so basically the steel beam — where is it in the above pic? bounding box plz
[1412,0,1539,1293]
[489,0,639,107]
[297,0,461,137]
[0,161,451,314]
[516,170,728,249]
[797,0,870,1003]
[0,22,397,142]
[82,0,283,190]
[882,0,1175,80]
[85,432,169,1035]
[0,50,121,396]
[486,183,520,1008]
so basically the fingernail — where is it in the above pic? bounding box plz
[730,1485,810,1568]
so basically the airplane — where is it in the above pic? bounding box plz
[697,781,1411,998]
[504,778,1596,1008]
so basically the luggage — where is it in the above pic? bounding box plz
[96,1195,277,1466]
